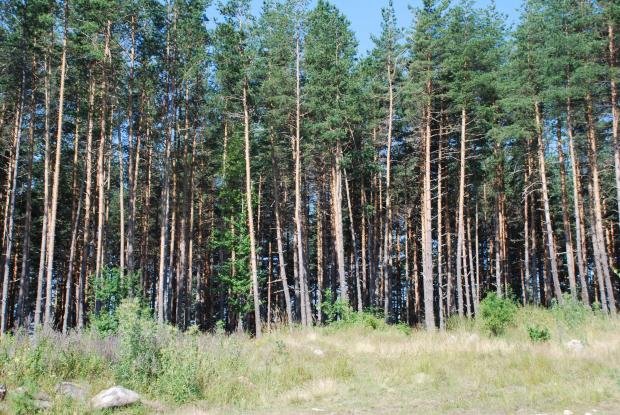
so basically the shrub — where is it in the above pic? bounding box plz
[320,291,353,323]
[479,292,517,336]
[89,267,141,335]
[527,325,551,342]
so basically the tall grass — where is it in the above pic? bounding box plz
[1,301,619,414]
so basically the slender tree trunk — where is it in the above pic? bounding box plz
[294,36,310,325]
[63,185,83,333]
[94,20,111,287]
[16,69,36,328]
[534,100,563,303]
[437,124,445,328]
[118,127,125,278]
[270,134,293,326]
[243,82,262,337]
[566,98,589,305]
[422,99,435,330]
[332,143,347,303]
[456,108,466,314]
[608,22,620,228]
[35,55,52,326]
[43,7,69,326]
[126,15,137,273]
[556,120,577,299]
[1,74,24,334]
[383,63,395,321]
[586,93,616,313]
[77,74,95,328]
[344,169,362,312]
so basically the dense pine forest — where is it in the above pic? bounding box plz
[0,0,619,337]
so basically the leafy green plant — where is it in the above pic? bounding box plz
[320,290,352,323]
[115,298,162,389]
[89,267,141,335]
[527,325,551,342]
[479,292,517,336]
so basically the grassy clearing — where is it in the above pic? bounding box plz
[1,301,619,414]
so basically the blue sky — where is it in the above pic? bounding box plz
[210,1,521,55]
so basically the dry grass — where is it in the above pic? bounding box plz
[1,306,619,414]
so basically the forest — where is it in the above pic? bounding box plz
[0,0,618,337]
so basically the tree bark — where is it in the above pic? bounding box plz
[586,93,616,314]
[43,6,69,326]
[1,74,24,334]
[243,82,262,337]
[534,100,563,303]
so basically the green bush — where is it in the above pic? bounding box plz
[90,267,141,335]
[479,292,517,336]
[527,325,551,342]
[115,298,162,389]
[320,291,352,323]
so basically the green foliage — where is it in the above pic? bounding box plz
[551,294,590,330]
[320,290,352,323]
[527,325,551,342]
[115,298,162,389]
[479,292,517,336]
[90,267,141,335]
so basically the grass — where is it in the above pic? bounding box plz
[1,303,619,414]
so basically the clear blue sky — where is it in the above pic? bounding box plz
[211,1,521,55]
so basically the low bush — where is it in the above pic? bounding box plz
[479,292,517,336]
[527,325,551,342]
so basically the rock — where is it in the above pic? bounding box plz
[56,382,88,402]
[563,410,573,415]
[565,339,584,352]
[313,348,325,357]
[414,372,430,384]
[13,388,52,410]
[91,386,140,410]
[0,384,6,401]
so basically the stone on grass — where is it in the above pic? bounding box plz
[563,410,573,415]
[313,348,325,357]
[565,339,584,352]
[56,382,88,402]
[91,386,140,410]
[0,384,6,401]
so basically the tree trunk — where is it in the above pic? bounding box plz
[294,36,310,325]
[608,22,620,229]
[331,143,347,303]
[422,100,435,330]
[1,74,24,334]
[556,120,577,299]
[566,98,589,305]
[243,82,262,337]
[43,7,69,326]
[586,93,616,314]
[15,68,35,328]
[77,74,96,328]
[534,100,563,303]
[456,108,466,314]
[34,55,52,326]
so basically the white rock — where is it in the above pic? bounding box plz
[565,339,584,352]
[91,386,140,410]
[414,372,430,384]
[313,348,325,357]
[563,410,573,415]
